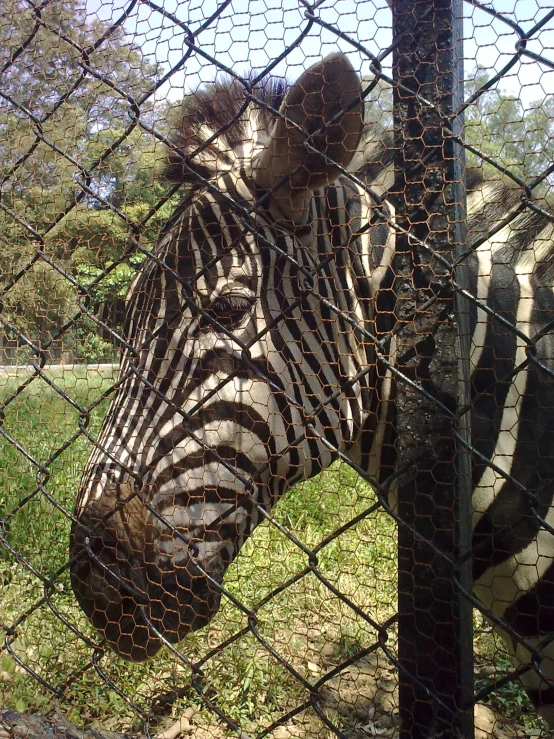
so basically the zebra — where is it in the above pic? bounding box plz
[70,54,554,725]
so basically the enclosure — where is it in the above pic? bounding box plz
[1,1,554,738]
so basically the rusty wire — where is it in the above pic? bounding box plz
[1,1,554,738]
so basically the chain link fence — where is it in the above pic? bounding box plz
[1,1,554,737]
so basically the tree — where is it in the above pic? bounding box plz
[0,0,172,359]
[464,69,554,192]
[361,69,554,191]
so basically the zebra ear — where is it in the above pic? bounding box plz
[251,53,363,225]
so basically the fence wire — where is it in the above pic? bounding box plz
[1,1,554,738]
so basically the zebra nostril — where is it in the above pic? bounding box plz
[153,535,198,569]
[134,477,147,496]
[156,554,174,572]
[187,540,200,559]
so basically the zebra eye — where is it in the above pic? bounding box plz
[207,294,254,328]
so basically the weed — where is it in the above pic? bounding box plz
[0,366,547,737]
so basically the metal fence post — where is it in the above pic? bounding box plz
[391,0,474,736]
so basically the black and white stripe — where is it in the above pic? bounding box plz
[70,54,554,723]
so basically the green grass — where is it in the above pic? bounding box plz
[0,364,399,736]
[0,366,548,737]
[0,365,116,573]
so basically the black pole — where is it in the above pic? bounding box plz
[391,1,474,737]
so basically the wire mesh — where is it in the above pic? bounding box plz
[1,1,554,738]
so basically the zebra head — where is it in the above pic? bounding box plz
[70,54,388,661]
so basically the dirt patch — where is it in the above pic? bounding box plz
[152,648,535,739]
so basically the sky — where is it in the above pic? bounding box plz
[85,0,554,108]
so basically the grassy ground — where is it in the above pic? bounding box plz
[0,366,548,738]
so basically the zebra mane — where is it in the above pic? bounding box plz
[164,73,394,188]
[164,73,554,279]
[165,75,288,185]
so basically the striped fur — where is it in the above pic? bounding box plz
[70,55,554,724]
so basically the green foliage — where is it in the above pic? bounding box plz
[0,367,399,734]
[75,258,143,304]
[363,69,554,194]
[0,368,547,736]
[474,618,549,735]
[76,331,116,363]
[0,0,174,357]
[464,69,554,190]
[475,661,547,735]
[0,366,116,569]
[2,260,78,343]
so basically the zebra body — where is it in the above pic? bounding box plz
[70,55,554,723]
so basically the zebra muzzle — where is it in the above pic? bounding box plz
[69,513,229,661]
